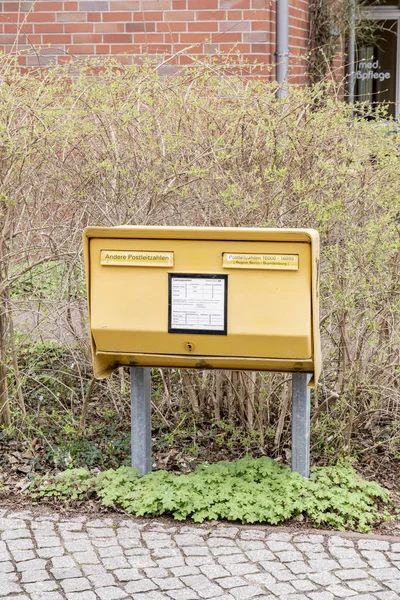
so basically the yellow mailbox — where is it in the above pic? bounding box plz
[83,226,321,386]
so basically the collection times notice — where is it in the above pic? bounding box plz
[169,275,227,335]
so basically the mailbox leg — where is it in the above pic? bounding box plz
[291,373,311,478]
[130,367,152,476]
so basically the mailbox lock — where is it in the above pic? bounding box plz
[185,342,195,353]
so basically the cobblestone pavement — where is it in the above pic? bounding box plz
[1,509,400,600]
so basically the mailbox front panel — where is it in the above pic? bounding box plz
[89,237,312,361]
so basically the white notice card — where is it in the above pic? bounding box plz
[169,275,227,334]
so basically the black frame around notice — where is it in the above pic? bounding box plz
[168,273,228,335]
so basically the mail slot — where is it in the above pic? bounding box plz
[83,226,321,386]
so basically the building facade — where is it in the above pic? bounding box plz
[0,1,309,81]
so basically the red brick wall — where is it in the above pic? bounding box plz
[0,0,309,80]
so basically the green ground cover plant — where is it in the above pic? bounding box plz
[27,457,391,532]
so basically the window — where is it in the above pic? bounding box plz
[356,6,400,118]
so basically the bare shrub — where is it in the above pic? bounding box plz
[1,54,399,460]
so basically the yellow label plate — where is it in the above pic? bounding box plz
[101,250,174,267]
[223,253,298,270]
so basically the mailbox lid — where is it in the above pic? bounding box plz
[88,236,312,360]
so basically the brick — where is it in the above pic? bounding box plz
[65,23,94,32]
[102,11,132,21]
[34,1,64,9]
[188,23,218,32]
[126,22,156,32]
[164,11,194,21]
[57,12,87,21]
[42,34,72,43]
[79,1,108,9]
[188,0,218,7]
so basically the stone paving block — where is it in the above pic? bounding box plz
[52,555,76,568]
[7,539,34,550]
[211,547,242,557]
[327,536,354,547]
[172,565,201,577]
[215,577,247,589]
[266,541,294,552]
[274,568,297,582]
[287,561,313,574]
[308,559,340,572]
[210,528,238,539]
[376,592,400,599]
[17,558,48,572]
[66,593,97,600]
[0,582,23,596]
[12,550,36,562]
[20,570,51,583]
[0,560,15,573]
[87,573,116,587]
[338,558,368,569]
[125,578,158,593]
[385,579,400,592]
[336,568,370,580]
[200,564,231,579]
[245,549,275,562]
[114,567,144,581]
[225,562,259,576]
[74,551,100,564]
[166,589,200,600]
[175,535,207,546]
[185,556,214,567]
[265,581,297,595]
[308,593,335,600]
[267,533,293,542]
[98,546,123,558]
[37,547,65,559]
[50,567,83,579]
[87,528,115,538]
[327,583,358,597]
[216,554,246,566]
[244,572,276,586]
[102,556,131,570]
[65,541,93,552]
[239,531,265,541]
[369,567,400,580]
[329,546,359,560]
[295,543,325,553]
[133,593,170,600]
[153,577,184,590]
[36,537,62,548]
[180,575,224,598]
[208,539,237,548]
[230,586,265,599]
[0,522,28,535]
[96,587,128,600]
[30,593,64,600]
[60,577,91,592]
[276,551,304,563]
[128,555,157,568]
[361,550,390,566]
[308,572,340,586]
[358,540,390,551]
[144,567,170,578]
[24,581,59,593]
[291,578,317,591]
[158,556,185,568]
[347,579,383,592]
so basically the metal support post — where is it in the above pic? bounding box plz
[130,367,152,476]
[291,373,311,478]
